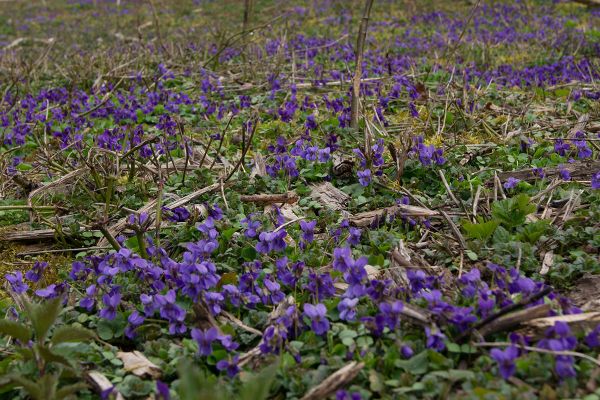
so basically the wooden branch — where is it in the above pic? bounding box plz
[456,287,553,342]
[300,361,365,400]
[478,303,552,337]
[496,159,600,183]
[240,192,298,204]
[1,228,98,242]
[349,204,439,227]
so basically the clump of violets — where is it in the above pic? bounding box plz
[411,136,445,166]
[353,138,385,187]
[538,322,577,379]
[573,131,592,159]
[256,230,287,254]
[25,261,48,283]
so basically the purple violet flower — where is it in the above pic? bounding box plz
[216,355,240,378]
[303,303,330,335]
[191,327,219,356]
[357,169,372,186]
[503,177,520,189]
[490,346,519,380]
[5,271,28,294]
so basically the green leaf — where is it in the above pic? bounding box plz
[24,298,62,342]
[395,350,428,375]
[491,194,536,228]
[241,246,257,261]
[427,369,475,381]
[118,375,153,397]
[239,361,278,400]
[465,250,478,261]
[517,219,550,244]
[462,219,499,241]
[0,319,32,342]
[97,321,114,340]
[492,225,511,244]
[446,342,461,353]
[369,369,385,392]
[37,373,59,400]
[51,326,95,345]
[10,375,44,400]
[36,344,73,367]
[55,382,88,398]
[15,347,35,360]
[96,314,126,340]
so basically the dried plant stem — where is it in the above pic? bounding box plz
[350,0,375,129]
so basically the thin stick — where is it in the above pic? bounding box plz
[224,118,258,182]
[220,179,229,211]
[274,216,306,232]
[473,342,600,367]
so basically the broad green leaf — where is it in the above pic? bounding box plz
[427,369,475,381]
[0,319,32,343]
[36,344,73,367]
[491,194,536,228]
[462,219,499,241]
[10,375,43,400]
[50,326,95,345]
[97,320,114,340]
[241,246,257,261]
[369,369,385,392]
[55,382,89,399]
[37,373,59,400]
[239,361,278,400]
[395,350,428,375]
[518,219,550,244]
[24,298,62,342]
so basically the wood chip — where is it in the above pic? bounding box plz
[567,113,589,139]
[568,274,600,311]
[540,251,554,275]
[116,351,162,379]
[309,182,349,211]
[86,371,125,400]
[251,153,267,177]
[264,203,300,223]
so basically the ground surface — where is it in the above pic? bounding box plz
[0,0,600,399]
